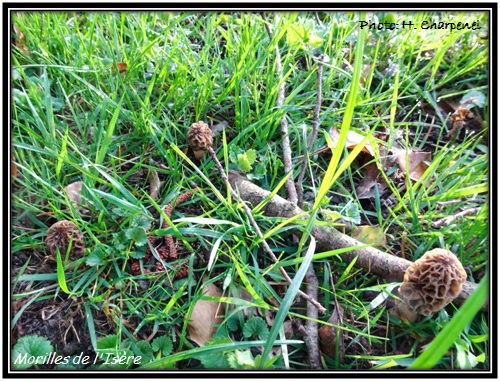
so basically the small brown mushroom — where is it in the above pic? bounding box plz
[187,121,213,159]
[45,220,85,261]
[391,248,467,322]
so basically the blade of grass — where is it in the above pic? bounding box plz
[312,13,366,212]
[84,303,98,351]
[139,339,303,369]
[55,248,71,294]
[232,259,271,309]
[259,236,316,368]
[95,95,124,165]
[11,290,43,327]
[42,68,56,140]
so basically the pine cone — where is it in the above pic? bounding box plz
[187,121,213,156]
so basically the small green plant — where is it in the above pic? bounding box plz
[195,336,277,370]
[131,335,174,364]
[111,210,153,260]
[95,334,134,369]
[229,146,267,180]
[93,333,175,369]
[286,18,324,52]
[322,200,361,225]
[242,317,269,341]
[12,335,54,370]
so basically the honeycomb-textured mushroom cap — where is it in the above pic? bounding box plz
[187,121,213,153]
[398,248,467,316]
[45,220,85,260]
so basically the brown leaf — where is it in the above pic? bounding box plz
[448,106,484,140]
[11,153,18,182]
[437,98,459,114]
[395,150,431,181]
[147,169,161,200]
[355,149,391,199]
[329,127,375,156]
[356,162,381,199]
[319,305,344,362]
[187,282,223,346]
[64,181,83,205]
[64,181,90,215]
[113,62,127,77]
[419,98,459,117]
[12,16,31,56]
[283,320,294,340]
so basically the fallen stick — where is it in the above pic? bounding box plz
[431,207,482,228]
[228,173,487,312]
[304,264,321,369]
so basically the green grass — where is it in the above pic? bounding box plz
[11,11,489,372]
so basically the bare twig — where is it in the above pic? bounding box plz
[431,207,482,228]
[228,173,487,312]
[297,55,325,208]
[208,147,326,314]
[436,198,483,208]
[262,12,298,204]
[304,264,322,369]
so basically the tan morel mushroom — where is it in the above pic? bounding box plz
[187,121,213,159]
[45,220,85,261]
[391,248,467,322]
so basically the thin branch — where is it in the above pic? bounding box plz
[431,207,482,228]
[297,55,325,208]
[304,264,322,369]
[436,198,483,208]
[262,12,298,204]
[208,147,326,314]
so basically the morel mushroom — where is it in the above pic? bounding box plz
[391,248,467,322]
[45,220,85,261]
[187,121,213,159]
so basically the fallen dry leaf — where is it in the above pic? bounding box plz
[420,98,458,117]
[395,150,431,181]
[448,106,484,140]
[147,169,161,200]
[11,153,18,182]
[329,127,375,156]
[12,16,31,56]
[356,162,389,199]
[419,94,484,141]
[319,305,344,362]
[64,181,90,215]
[64,181,83,205]
[113,62,127,77]
[187,282,223,346]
